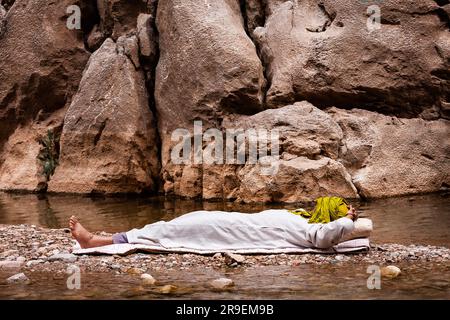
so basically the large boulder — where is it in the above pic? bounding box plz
[235,155,358,203]
[329,108,450,198]
[163,101,359,202]
[222,101,358,203]
[47,38,160,194]
[155,0,265,124]
[253,0,450,117]
[155,0,266,196]
[224,101,344,160]
[0,0,90,148]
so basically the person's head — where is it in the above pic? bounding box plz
[307,196,351,223]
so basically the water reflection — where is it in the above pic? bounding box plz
[1,262,449,299]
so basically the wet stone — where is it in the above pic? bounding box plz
[0,260,23,269]
[6,272,30,284]
[1,249,19,257]
[224,252,245,266]
[381,265,401,279]
[158,284,177,294]
[141,273,156,286]
[26,259,44,267]
[127,267,145,275]
[47,253,78,263]
[210,278,234,289]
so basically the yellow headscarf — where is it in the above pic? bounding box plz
[289,196,349,224]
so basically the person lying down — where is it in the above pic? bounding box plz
[69,197,370,252]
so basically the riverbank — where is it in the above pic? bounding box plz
[1,224,449,278]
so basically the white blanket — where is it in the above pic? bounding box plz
[74,210,371,255]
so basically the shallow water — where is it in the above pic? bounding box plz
[0,192,449,299]
[1,262,449,300]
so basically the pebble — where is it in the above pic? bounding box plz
[127,267,145,275]
[16,256,26,264]
[48,249,60,256]
[2,249,19,257]
[47,253,78,263]
[26,259,44,267]
[100,256,114,263]
[6,273,30,284]
[381,265,401,279]
[158,285,177,294]
[291,259,302,266]
[47,244,60,250]
[141,273,156,286]
[210,278,234,289]
[0,260,23,269]
[37,247,47,254]
[224,252,245,264]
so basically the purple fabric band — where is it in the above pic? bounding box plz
[112,232,129,244]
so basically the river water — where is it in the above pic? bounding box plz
[0,192,449,299]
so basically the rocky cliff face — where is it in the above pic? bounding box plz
[252,0,450,117]
[0,0,449,202]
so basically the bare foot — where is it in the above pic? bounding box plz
[69,216,94,248]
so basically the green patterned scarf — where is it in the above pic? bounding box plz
[289,196,349,224]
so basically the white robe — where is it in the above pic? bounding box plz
[125,209,355,251]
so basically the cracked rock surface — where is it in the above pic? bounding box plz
[0,0,449,202]
[48,38,160,194]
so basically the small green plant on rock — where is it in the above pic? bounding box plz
[37,129,60,181]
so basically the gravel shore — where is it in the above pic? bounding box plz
[1,224,449,279]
